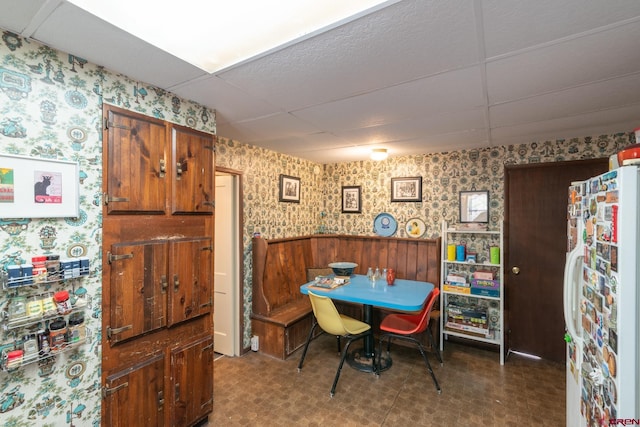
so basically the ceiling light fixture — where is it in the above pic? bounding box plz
[370,148,388,161]
[67,0,394,73]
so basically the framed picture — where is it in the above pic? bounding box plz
[278,174,300,203]
[391,176,422,202]
[341,186,361,213]
[0,153,79,218]
[459,190,489,223]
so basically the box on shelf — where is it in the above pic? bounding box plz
[471,287,500,298]
[471,278,500,290]
[472,270,495,280]
[446,273,467,284]
[443,284,470,294]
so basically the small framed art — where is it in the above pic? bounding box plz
[341,186,361,213]
[279,174,300,203]
[391,176,422,202]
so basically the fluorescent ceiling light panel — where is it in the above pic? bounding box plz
[68,0,395,73]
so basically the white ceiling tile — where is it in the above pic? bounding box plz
[491,104,640,145]
[294,66,485,131]
[216,0,480,111]
[490,73,640,128]
[482,0,640,58]
[486,21,640,103]
[170,76,281,123]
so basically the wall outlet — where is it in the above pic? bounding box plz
[250,335,259,351]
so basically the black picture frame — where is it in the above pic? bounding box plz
[341,186,361,213]
[391,177,422,202]
[278,174,300,203]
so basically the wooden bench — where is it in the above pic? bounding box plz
[251,234,441,359]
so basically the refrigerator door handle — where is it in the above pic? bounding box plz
[563,244,583,344]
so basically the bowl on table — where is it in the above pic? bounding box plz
[328,262,358,277]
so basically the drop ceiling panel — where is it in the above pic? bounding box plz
[170,75,281,124]
[490,73,640,128]
[333,108,487,143]
[487,21,640,103]
[482,0,640,58]
[294,66,485,131]
[217,0,480,111]
[30,2,206,88]
[0,0,50,33]
[491,104,640,145]
[227,112,322,140]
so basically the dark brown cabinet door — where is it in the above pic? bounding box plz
[171,125,214,214]
[106,109,167,214]
[104,355,165,427]
[108,241,168,343]
[168,238,212,326]
[170,336,214,427]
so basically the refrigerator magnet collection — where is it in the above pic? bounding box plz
[564,165,639,426]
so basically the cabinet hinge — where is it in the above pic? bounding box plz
[107,251,134,264]
[201,245,213,251]
[102,382,128,398]
[105,120,131,131]
[204,145,215,152]
[103,192,130,205]
[106,324,133,340]
[203,201,215,208]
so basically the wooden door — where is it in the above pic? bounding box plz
[104,355,165,426]
[105,108,167,214]
[107,241,168,343]
[170,336,214,426]
[168,238,212,326]
[505,158,608,362]
[171,125,215,214]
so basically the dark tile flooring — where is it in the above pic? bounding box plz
[210,334,565,426]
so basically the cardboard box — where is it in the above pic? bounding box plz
[443,284,470,294]
[472,270,494,280]
[471,287,500,298]
[471,278,500,290]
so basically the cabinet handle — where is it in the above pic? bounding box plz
[159,159,166,178]
[176,162,183,180]
[161,275,168,292]
[175,383,180,400]
[173,274,179,291]
[157,390,164,408]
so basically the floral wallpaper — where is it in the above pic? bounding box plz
[0,31,214,426]
[216,133,634,349]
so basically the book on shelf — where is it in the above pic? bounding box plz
[308,275,350,290]
[446,273,467,284]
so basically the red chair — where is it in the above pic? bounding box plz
[377,288,442,393]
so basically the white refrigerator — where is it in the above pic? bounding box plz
[564,165,639,426]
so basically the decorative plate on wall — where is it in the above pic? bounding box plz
[373,212,397,237]
[405,217,426,238]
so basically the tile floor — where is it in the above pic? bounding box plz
[209,334,565,426]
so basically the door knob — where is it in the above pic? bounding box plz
[512,266,520,275]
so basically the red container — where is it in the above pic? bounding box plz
[386,268,396,285]
[617,142,640,166]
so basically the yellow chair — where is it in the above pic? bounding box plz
[297,291,373,397]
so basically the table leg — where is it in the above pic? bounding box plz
[346,304,392,372]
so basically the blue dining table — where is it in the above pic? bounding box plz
[301,274,434,372]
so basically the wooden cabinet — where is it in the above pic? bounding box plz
[168,237,212,326]
[102,105,215,426]
[105,108,167,214]
[170,336,214,426]
[104,355,165,427]
[105,111,215,215]
[171,125,215,214]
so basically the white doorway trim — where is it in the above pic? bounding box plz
[214,168,243,356]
